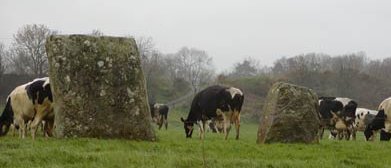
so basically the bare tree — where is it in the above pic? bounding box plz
[10,24,55,76]
[135,36,165,102]
[91,29,104,36]
[172,47,215,93]
[0,43,5,79]
[136,36,155,62]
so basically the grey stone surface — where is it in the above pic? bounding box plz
[46,35,155,140]
[257,82,320,144]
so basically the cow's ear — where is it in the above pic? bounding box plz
[180,117,185,122]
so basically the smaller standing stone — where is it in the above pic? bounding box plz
[257,82,320,144]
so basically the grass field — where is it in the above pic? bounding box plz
[0,108,391,168]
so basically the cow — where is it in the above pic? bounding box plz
[354,108,378,131]
[364,97,391,141]
[318,97,358,140]
[150,103,169,130]
[180,85,244,140]
[0,77,54,139]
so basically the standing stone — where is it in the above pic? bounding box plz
[257,82,320,144]
[46,35,155,140]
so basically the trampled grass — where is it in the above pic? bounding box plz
[0,109,390,168]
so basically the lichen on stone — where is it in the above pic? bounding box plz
[257,82,320,144]
[46,34,156,140]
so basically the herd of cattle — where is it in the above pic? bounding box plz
[0,77,391,142]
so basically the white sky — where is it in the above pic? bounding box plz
[1,0,391,72]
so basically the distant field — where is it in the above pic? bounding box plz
[0,108,390,168]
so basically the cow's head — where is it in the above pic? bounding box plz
[0,121,11,136]
[181,117,194,138]
[364,124,375,141]
[0,97,13,136]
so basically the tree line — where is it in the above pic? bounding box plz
[1,24,391,118]
[0,24,215,105]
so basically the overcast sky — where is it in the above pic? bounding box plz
[1,0,391,72]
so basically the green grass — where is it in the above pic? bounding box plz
[0,109,390,168]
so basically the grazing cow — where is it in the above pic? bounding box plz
[318,97,358,140]
[0,77,54,139]
[354,108,378,131]
[180,85,244,140]
[364,97,391,141]
[150,103,169,130]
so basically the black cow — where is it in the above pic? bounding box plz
[318,97,358,140]
[0,77,54,139]
[150,103,169,130]
[364,97,391,141]
[180,85,244,140]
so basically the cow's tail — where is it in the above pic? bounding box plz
[0,97,14,136]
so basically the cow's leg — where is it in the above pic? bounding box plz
[202,121,206,139]
[234,111,241,140]
[198,120,205,140]
[344,129,350,140]
[10,124,16,137]
[15,118,25,139]
[30,117,43,140]
[337,130,344,140]
[164,115,168,130]
[223,112,232,140]
[214,122,220,133]
[347,126,355,140]
[349,127,356,140]
[222,113,227,139]
[44,119,54,137]
[319,127,324,139]
[30,105,49,140]
[158,115,163,130]
[41,120,46,136]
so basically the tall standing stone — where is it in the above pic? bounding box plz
[257,82,320,144]
[46,35,155,140]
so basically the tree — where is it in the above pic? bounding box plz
[0,43,5,79]
[231,57,260,77]
[171,47,215,93]
[10,24,55,76]
[135,36,161,101]
[91,29,104,36]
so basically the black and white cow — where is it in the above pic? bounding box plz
[150,103,169,130]
[354,108,378,132]
[0,77,54,139]
[180,85,244,140]
[318,97,358,140]
[364,97,391,141]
